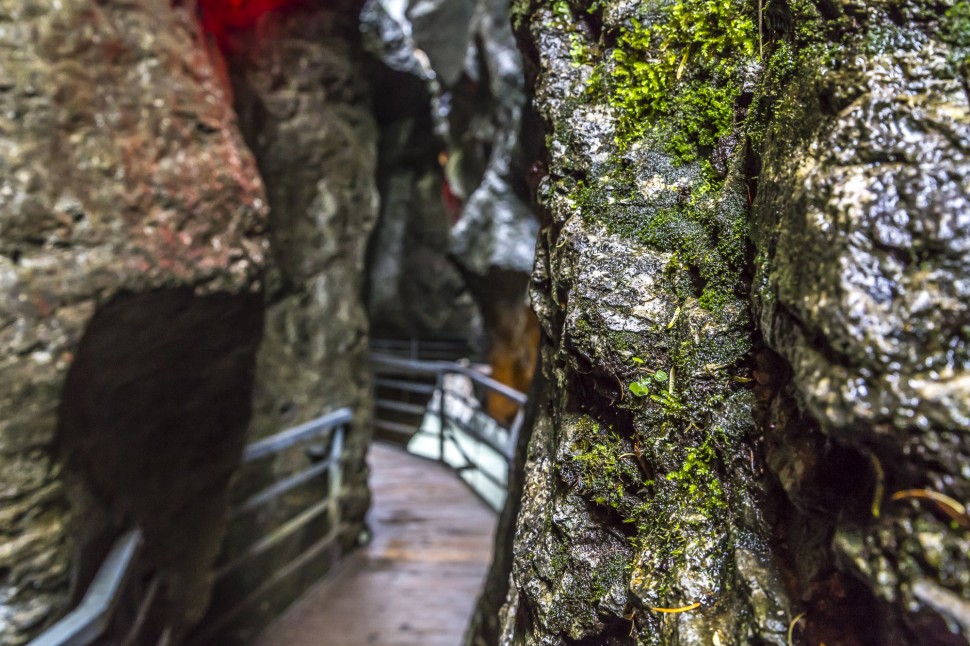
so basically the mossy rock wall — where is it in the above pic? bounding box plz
[478,0,970,643]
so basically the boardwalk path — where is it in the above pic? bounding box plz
[255,443,498,646]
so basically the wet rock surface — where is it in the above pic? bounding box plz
[0,1,267,643]
[202,3,381,641]
[493,0,789,642]
[489,0,970,643]
[362,0,483,339]
[751,1,970,642]
[362,0,540,373]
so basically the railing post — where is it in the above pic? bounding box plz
[437,372,447,464]
[329,424,345,539]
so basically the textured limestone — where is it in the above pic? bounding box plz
[196,3,380,641]
[361,0,540,370]
[362,0,484,342]
[441,0,542,401]
[230,3,378,449]
[491,1,789,643]
[489,0,970,644]
[0,1,267,643]
[751,1,970,641]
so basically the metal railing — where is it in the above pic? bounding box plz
[372,353,527,510]
[27,529,143,646]
[188,408,352,644]
[370,337,481,362]
[30,410,351,646]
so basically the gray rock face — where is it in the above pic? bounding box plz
[366,157,483,338]
[492,0,970,643]
[447,0,538,280]
[0,2,267,644]
[204,4,380,640]
[752,2,970,641]
[407,0,477,86]
[362,0,484,342]
[362,0,538,350]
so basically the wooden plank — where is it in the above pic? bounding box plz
[254,443,497,646]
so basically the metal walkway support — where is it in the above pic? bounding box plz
[29,409,353,646]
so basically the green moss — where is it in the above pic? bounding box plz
[567,417,642,511]
[601,0,756,161]
[664,437,727,508]
[510,0,533,31]
[698,285,732,311]
[942,2,970,47]
[591,553,628,603]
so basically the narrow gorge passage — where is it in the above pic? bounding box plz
[2,0,968,644]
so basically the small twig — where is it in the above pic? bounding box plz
[676,49,690,80]
[667,306,681,329]
[633,438,647,473]
[868,453,885,518]
[787,612,805,646]
[649,602,701,614]
[892,489,970,528]
[758,0,764,60]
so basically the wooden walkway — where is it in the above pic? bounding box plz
[255,443,498,646]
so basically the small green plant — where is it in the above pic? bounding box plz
[650,389,684,413]
[629,362,671,398]
[630,380,651,397]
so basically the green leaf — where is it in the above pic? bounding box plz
[629,381,651,397]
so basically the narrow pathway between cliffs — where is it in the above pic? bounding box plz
[254,443,498,646]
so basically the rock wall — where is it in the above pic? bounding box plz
[362,0,540,391]
[488,0,970,643]
[192,3,381,642]
[363,0,484,342]
[751,2,970,641]
[0,1,267,643]
[437,0,543,396]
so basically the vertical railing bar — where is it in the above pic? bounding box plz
[329,424,345,542]
[437,372,447,464]
[507,407,526,462]
[120,576,160,646]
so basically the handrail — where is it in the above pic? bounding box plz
[370,353,527,404]
[28,529,143,646]
[188,408,351,644]
[243,408,352,462]
[371,353,528,511]
[31,408,354,646]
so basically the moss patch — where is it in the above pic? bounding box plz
[601,0,756,163]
